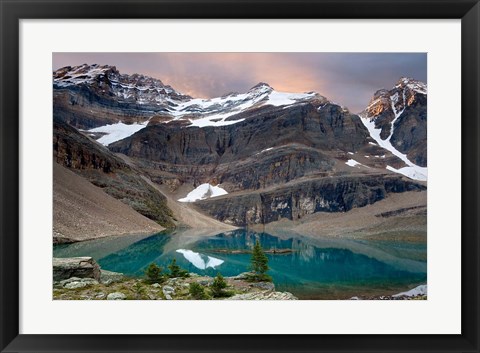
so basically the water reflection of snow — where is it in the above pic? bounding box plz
[176,249,224,270]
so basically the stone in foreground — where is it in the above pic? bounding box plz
[53,257,101,281]
[229,291,297,300]
[107,292,127,300]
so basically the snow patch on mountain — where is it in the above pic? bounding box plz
[345,159,369,169]
[88,121,149,146]
[178,183,228,202]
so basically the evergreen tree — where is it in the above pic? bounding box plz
[145,263,163,284]
[211,273,229,298]
[168,258,188,278]
[251,239,269,274]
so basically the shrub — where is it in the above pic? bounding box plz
[211,273,232,298]
[189,282,209,300]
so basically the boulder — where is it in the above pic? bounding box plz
[63,278,99,289]
[53,257,101,281]
[162,285,175,296]
[100,270,125,284]
[107,292,126,300]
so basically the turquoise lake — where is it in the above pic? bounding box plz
[53,229,427,299]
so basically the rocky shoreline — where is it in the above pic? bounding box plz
[53,257,297,300]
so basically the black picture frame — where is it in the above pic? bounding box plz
[1,1,479,352]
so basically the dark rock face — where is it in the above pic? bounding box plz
[361,78,427,167]
[53,87,158,129]
[214,145,334,191]
[390,93,427,166]
[53,257,101,281]
[54,117,125,172]
[53,118,175,227]
[194,175,426,226]
[111,102,368,164]
[108,102,369,189]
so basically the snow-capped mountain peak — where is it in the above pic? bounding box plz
[362,77,427,121]
[53,64,191,104]
[249,82,274,92]
[359,77,428,181]
[54,65,328,143]
[395,77,427,95]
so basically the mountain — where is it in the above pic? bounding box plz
[53,65,427,232]
[53,117,176,228]
[359,77,427,169]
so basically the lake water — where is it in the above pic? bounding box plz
[53,229,427,299]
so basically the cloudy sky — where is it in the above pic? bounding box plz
[53,53,426,113]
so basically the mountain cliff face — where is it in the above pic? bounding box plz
[360,77,427,167]
[194,175,426,226]
[53,118,175,228]
[53,65,428,230]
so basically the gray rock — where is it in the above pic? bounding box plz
[64,281,88,289]
[151,283,161,288]
[251,282,275,292]
[229,291,297,300]
[100,270,125,284]
[53,257,101,281]
[165,294,173,300]
[198,279,213,286]
[230,272,251,280]
[58,277,83,286]
[107,292,126,300]
[162,285,175,294]
[62,277,99,289]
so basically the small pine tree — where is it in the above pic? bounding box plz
[145,263,163,284]
[168,258,188,278]
[211,273,229,298]
[189,282,208,300]
[251,239,269,274]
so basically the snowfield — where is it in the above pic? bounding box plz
[178,183,228,203]
[88,121,149,146]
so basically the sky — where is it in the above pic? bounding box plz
[53,53,426,113]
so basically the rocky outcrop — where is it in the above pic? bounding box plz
[53,257,101,281]
[194,175,426,226]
